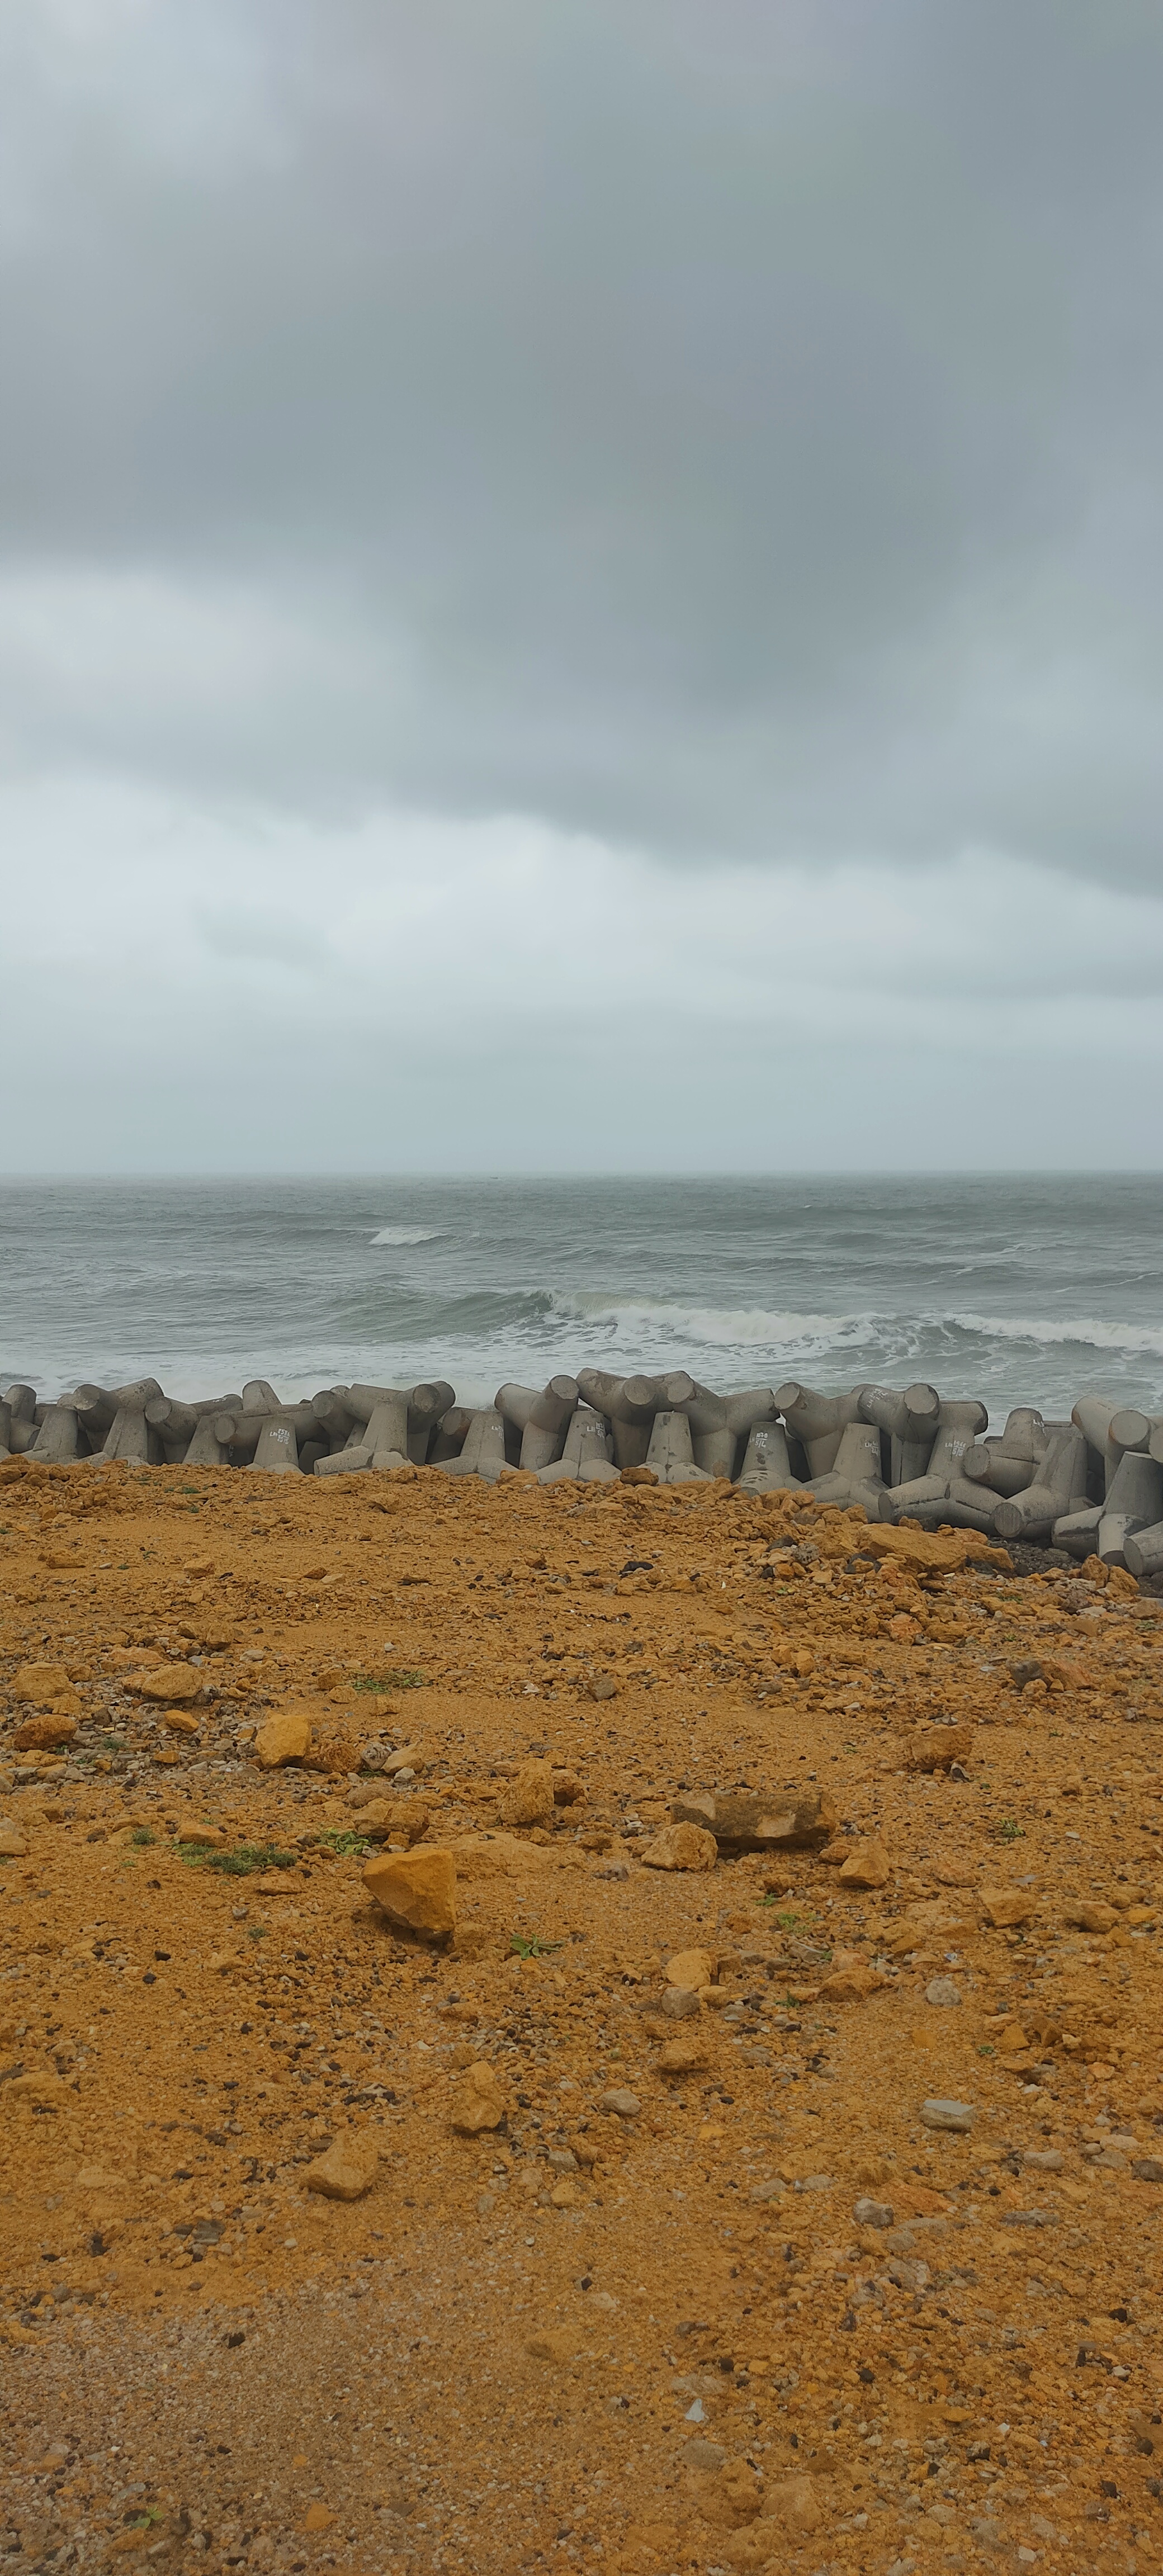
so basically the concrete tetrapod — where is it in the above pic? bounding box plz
[1109,1410,1157,1456]
[1072,1396,1127,1499]
[857,1383,940,1489]
[1053,1450,1163,1565]
[737,1419,798,1494]
[538,1405,617,1485]
[1125,1522,1163,1581]
[877,1399,990,1526]
[992,1424,1091,1543]
[961,1408,1048,1499]
[29,1400,86,1464]
[144,1396,244,1465]
[773,1382,866,1479]
[806,1417,885,1512]
[496,1376,580,1472]
[3,1386,37,1453]
[438,1408,508,1481]
[661,1377,779,1479]
[575,1371,669,1471]
[644,1410,712,1485]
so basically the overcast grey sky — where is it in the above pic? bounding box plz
[3,0,1163,1171]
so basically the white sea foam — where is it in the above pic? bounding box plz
[547,1290,869,1351]
[951,1311,1163,1358]
[370,1225,442,1247]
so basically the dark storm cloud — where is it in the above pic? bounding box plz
[3,0,1163,879]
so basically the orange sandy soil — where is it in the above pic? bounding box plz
[2,1456,1163,2576]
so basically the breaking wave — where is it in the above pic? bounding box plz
[370,1226,442,1247]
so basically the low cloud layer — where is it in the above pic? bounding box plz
[3,2,1162,1166]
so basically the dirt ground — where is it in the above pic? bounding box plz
[3,1453,1163,2576]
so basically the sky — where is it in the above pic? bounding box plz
[3,0,1163,1172]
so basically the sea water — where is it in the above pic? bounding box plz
[2,1172,1161,1426]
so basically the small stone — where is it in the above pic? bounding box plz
[499,1759,555,1830]
[820,1962,887,2004]
[381,1744,423,1775]
[599,2087,641,2119]
[450,2061,507,2135]
[684,2438,726,2471]
[665,1947,715,1989]
[0,1821,28,1859]
[12,1664,79,1708]
[640,1821,718,1872]
[162,1708,200,1736]
[760,2472,822,2534]
[658,2035,709,2076]
[1023,2149,1063,2171]
[547,2148,578,2174]
[356,1797,431,1846]
[127,1665,201,1704]
[980,1887,1036,1928]
[176,1821,229,1849]
[887,2255,931,2291]
[1064,1899,1117,1933]
[363,1845,456,1943]
[1131,2157,1163,2182]
[853,2196,893,2228]
[527,2325,583,2361]
[838,1835,891,1890]
[672,1786,836,1853]
[304,2132,379,2200]
[301,2504,335,2534]
[12,1712,78,1751]
[905,1724,975,1773]
[550,2179,580,2206]
[925,1977,963,2007]
[254,1710,313,1769]
[660,1985,701,2019]
[920,2097,975,2132]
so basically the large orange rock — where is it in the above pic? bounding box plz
[254,1709,313,1769]
[450,2061,507,2134]
[126,1665,201,1704]
[363,1845,456,1943]
[304,2131,379,2200]
[13,1713,78,1751]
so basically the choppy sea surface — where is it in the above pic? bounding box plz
[2,1174,1161,1429]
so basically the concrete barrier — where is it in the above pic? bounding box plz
[992,1424,1090,1543]
[1053,1450,1163,1565]
[737,1419,797,1493]
[806,1417,885,1512]
[858,1382,941,1488]
[538,1405,618,1485]
[497,1376,580,1472]
[773,1382,866,1478]
[576,1371,669,1470]
[644,1410,712,1485]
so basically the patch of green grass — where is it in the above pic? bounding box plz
[353,1667,429,1692]
[247,1926,268,1942]
[131,1826,156,1847]
[321,1829,371,1858]
[177,1841,297,1876]
[510,1931,563,1958]
[999,1817,1026,1842]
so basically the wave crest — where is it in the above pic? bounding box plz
[370,1225,442,1247]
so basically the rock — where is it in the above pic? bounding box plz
[838,1835,891,1890]
[684,2440,726,2471]
[853,2196,894,2227]
[820,1962,887,2004]
[552,1768,585,1806]
[12,1664,79,1708]
[925,1977,963,2007]
[381,1744,423,1775]
[1064,1899,1117,1933]
[547,2148,578,2173]
[176,1822,229,1849]
[12,1712,78,1751]
[684,2455,762,2530]
[527,2325,583,2361]
[301,2504,335,2534]
[640,1821,718,1872]
[671,1786,836,1853]
[363,1845,456,1943]
[126,1665,201,1704]
[658,2035,709,2076]
[980,1887,1035,1928]
[550,2179,580,2206]
[661,1985,702,2019]
[599,2087,641,2119]
[304,2132,379,2200]
[920,2097,975,2132]
[760,2473,822,2534]
[357,1798,431,1846]
[254,1710,313,1769]
[162,1708,200,1737]
[665,1947,715,1992]
[587,1675,618,1700]
[1023,2149,1063,2171]
[0,1821,28,1859]
[905,1724,975,1772]
[887,2255,931,2291]
[450,2061,507,2134]
[1132,2157,1163,2183]
[498,1759,555,1829]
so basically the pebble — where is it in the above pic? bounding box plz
[853,2196,893,2228]
[980,1886,1035,1928]
[499,1758,555,1830]
[924,1977,963,2007]
[887,2256,930,2291]
[639,1821,717,1871]
[303,2132,380,2201]
[450,2061,507,2134]
[665,1947,713,1990]
[658,2035,708,2076]
[838,1834,891,1890]
[920,2097,975,2132]
[599,2087,641,2119]
[1132,2157,1163,2183]
[362,1844,457,1942]
[0,1821,28,1859]
[660,1986,701,2020]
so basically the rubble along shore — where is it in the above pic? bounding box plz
[2,1457,1162,2574]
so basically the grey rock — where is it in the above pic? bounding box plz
[853,2196,894,2228]
[920,2097,975,2132]
[661,1986,701,2019]
[683,2438,726,2471]
[1132,2156,1163,2182]
[925,1977,963,2008]
[886,2256,931,2291]
[547,2149,578,2175]
[1023,2149,1063,2171]
[598,2087,640,2119]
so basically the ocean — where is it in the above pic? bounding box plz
[2,1173,1162,1427]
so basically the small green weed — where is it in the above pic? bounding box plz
[999,1817,1026,1843]
[510,1932,563,1959]
[131,1826,156,1848]
[322,1829,371,1858]
[177,1841,297,1876]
